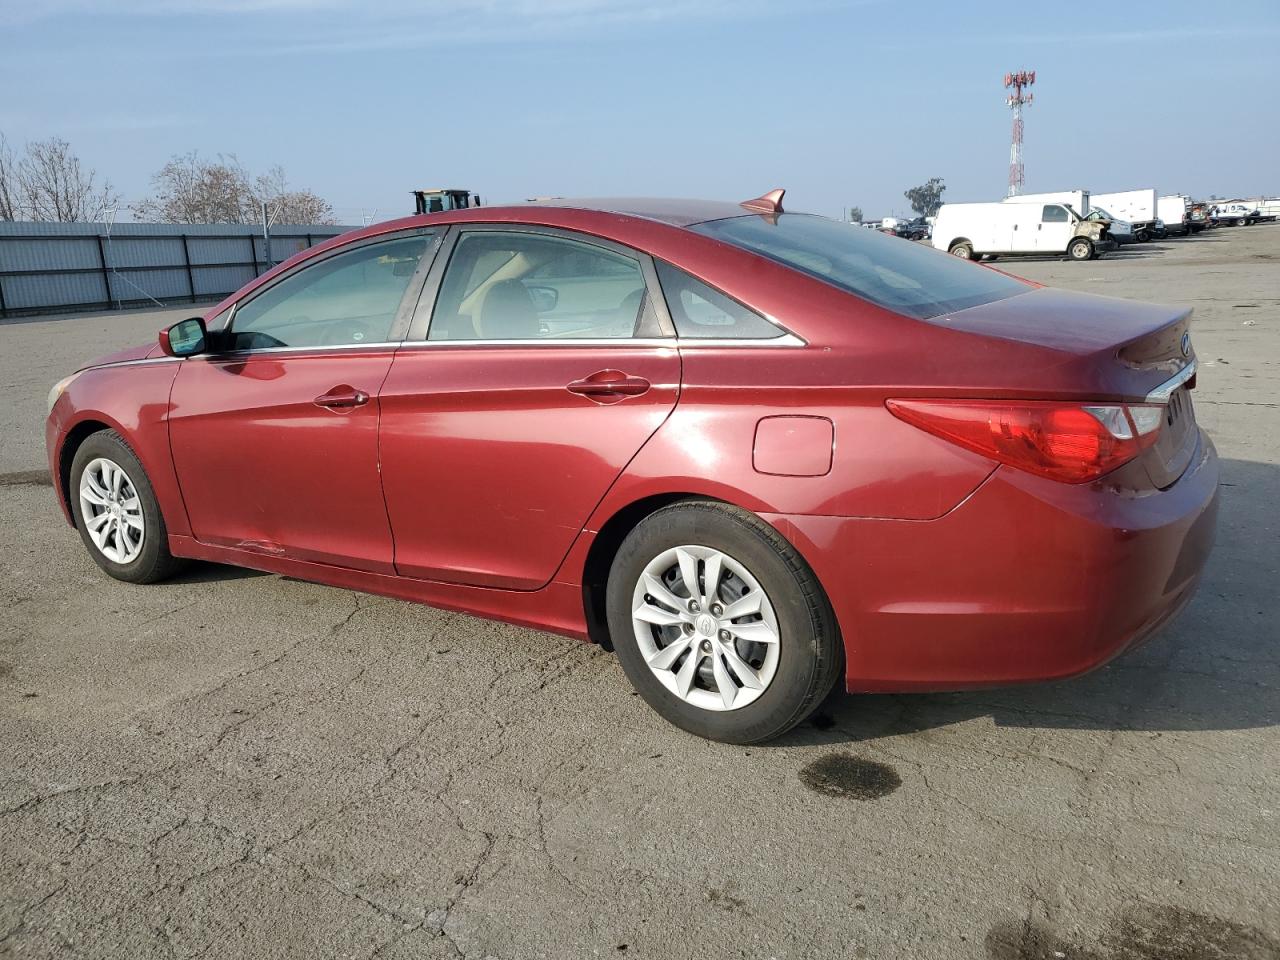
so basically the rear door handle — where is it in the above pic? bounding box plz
[314,385,370,410]
[567,370,651,403]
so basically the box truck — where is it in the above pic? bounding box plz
[1091,190,1160,241]
[1157,195,1191,236]
[931,201,1116,261]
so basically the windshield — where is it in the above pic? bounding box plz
[692,213,1029,320]
[1088,207,1114,220]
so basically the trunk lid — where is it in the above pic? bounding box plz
[927,286,1199,488]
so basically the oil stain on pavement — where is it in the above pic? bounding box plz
[0,469,51,486]
[798,752,901,800]
[985,903,1280,960]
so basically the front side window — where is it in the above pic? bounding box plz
[654,261,783,339]
[229,235,430,350]
[693,213,1029,320]
[427,231,647,341]
[1042,205,1069,223]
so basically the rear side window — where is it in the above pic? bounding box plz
[654,261,782,339]
[428,231,646,341]
[692,213,1028,320]
[1042,205,1069,223]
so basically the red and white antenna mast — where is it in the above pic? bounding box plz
[1004,69,1035,196]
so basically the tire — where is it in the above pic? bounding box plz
[606,500,842,743]
[1068,238,1094,261]
[949,241,974,260]
[69,430,186,584]
[1237,217,1249,227]
[1135,229,1151,243]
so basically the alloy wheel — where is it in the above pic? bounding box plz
[79,457,145,564]
[630,545,781,712]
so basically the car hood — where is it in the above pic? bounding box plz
[83,342,161,370]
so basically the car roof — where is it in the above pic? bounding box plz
[519,196,751,226]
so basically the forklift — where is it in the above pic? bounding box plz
[412,189,481,215]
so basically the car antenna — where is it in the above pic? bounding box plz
[740,188,785,215]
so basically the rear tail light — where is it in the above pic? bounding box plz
[886,399,1165,484]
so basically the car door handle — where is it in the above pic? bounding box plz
[566,370,651,403]
[314,386,369,409]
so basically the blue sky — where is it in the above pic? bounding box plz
[2,0,1277,223]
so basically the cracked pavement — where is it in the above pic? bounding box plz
[2,227,1278,958]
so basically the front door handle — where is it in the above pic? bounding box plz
[567,370,651,403]
[314,385,370,410]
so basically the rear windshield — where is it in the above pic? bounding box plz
[692,213,1029,320]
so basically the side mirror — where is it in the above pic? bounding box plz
[159,317,208,358]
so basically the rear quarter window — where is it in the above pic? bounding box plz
[692,213,1029,320]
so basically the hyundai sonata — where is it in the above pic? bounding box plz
[45,190,1218,742]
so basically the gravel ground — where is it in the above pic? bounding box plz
[1,225,1278,959]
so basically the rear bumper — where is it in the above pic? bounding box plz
[777,429,1219,692]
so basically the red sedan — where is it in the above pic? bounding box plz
[45,191,1218,743]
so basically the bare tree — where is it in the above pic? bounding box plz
[250,165,335,225]
[16,137,119,221]
[0,133,21,221]
[136,152,335,225]
[133,151,255,224]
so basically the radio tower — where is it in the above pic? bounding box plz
[1004,70,1035,196]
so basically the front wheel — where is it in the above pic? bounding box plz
[70,430,186,584]
[949,241,974,260]
[606,501,842,743]
[1237,217,1249,227]
[1068,238,1094,261]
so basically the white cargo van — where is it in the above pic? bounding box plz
[931,201,1116,261]
[1003,190,1135,243]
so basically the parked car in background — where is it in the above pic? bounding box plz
[1083,206,1135,244]
[1187,201,1212,232]
[1092,190,1161,242]
[895,217,931,241]
[45,191,1215,743]
[933,201,1116,261]
[1210,202,1263,227]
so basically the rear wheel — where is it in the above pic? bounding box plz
[949,241,974,260]
[606,501,841,743]
[70,430,186,584]
[1068,238,1094,261]
[1135,228,1151,242]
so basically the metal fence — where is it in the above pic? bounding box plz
[0,221,356,320]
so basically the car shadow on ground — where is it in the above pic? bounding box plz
[777,456,1279,745]
[162,560,268,584]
